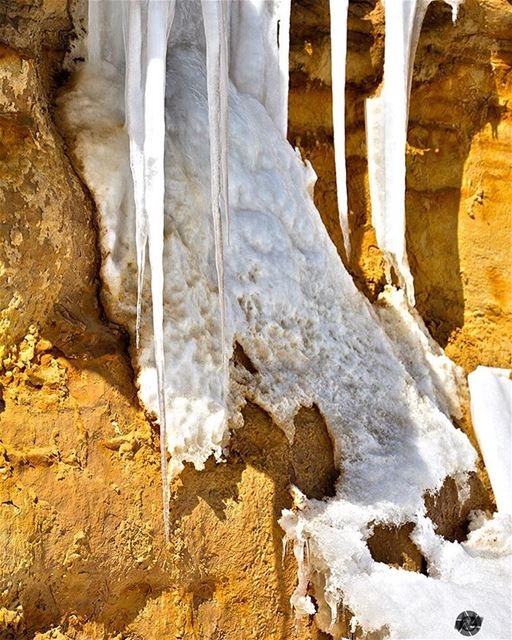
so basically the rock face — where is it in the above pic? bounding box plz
[0,0,507,638]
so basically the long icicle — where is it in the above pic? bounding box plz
[365,0,421,306]
[366,0,462,305]
[143,0,176,542]
[380,0,416,305]
[201,0,230,402]
[329,0,350,257]
[123,1,147,348]
[219,1,230,243]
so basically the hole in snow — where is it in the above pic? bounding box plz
[232,341,258,374]
[367,522,426,573]
[291,405,339,500]
[424,473,493,543]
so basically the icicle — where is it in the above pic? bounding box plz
[123,0,176,542]
[329,0,350,257]
[122,1,147,348]
[144,0,175,542]
[365,0,417,305]
[277,0,291,137]
[143,0,176,542]
[468,367,512,514]
[445,0,463,22]
[201,0,230,401]
[87,0,175,538]
[365,0,463,305]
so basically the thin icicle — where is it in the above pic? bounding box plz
[201,0,230,401]
[122,1,147,348]
[143,0,176,542]
[329,0,350,257]
[365,0,462,305]
[219,2,230,243]
[367,0,417,305]
[445,0,464,22]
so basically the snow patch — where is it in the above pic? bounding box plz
[469,367,512,514]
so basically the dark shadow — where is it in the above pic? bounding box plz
[164,400,339,640]
[233,340,258,374]
[424,473,493,542]
[406,0,501,347]
[367,522,427,573]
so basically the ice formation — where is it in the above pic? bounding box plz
[469,367,512,514]
[59,0,510,636]
[365,0,463,306]
[230,0,290,137]
[100,0,177,538]
[329,0,350,256]
[122,1,146,345]
[281,506,511,639]
[200,0,230,396]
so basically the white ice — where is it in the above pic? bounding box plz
[95,0,176,538]
[201,0,230,400]
[142,0,176,541]
[122,1,147,346]
[68,0,476,491]
[329,0,350,257]
[230,0,290,137]
[365,0,463,306]
[468,367,512,514]
[281,506,511,639]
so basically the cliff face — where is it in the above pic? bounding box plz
[0,1,508,639]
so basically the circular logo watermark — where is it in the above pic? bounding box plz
[455,611,483,636]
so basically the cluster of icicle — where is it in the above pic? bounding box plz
[86,0,464,538]
[331,0,462,305]
[87,0,291,540]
